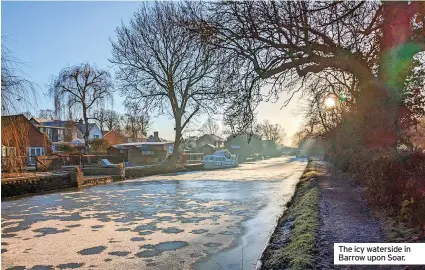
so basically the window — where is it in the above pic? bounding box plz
[27,147,45,165]
[58,129,64,142]
[1,146,16,157]
[209,156,215,161]
[94,135,99,139]
[220,157,225,161]
[46,128,53,141]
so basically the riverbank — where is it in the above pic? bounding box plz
[260,161,321,269]
[1,163,204,199]
[260,160,424,270]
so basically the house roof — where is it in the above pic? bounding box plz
[114,141,173,147]
[30,118,75,128]
[78,123,97,134]
[119,130,148,140]
[147,135,166,142]
[110,141,173,150]
[198,134,223,142]
[2,114,50,141]
[201,143,216,149]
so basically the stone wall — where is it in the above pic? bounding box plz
[1,171,83,199]
[2,164,203,198]
[82,176,116,186]
[125,164,202,179]
[83,167,121,176]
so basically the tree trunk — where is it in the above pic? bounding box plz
[82,106,90,153]
[168,115,182,167]
[356,2,417,150]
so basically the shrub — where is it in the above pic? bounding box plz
[332,147,425,229]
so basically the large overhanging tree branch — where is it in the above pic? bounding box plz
[50,63,114,152]
[186,1,425,148]
[110,2,230,165]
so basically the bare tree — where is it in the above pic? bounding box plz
[1,39,37,115]
[110,2,229,165]
[91,109,121,132]
[104,110,122,132]
[122,101,150,140]
[199,116,220,135]
[186,1,425,148]
[21,111,33,119]
[50,63,113,151]
[38,109,56,120]
[255,120,286,144]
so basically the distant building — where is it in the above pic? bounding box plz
[108,141,174,165]
[30,118,81,143]
[121,130,147,143]
[2,114,52,167]
[77,119,102,141]
[147,131,166,142]
[199,144,216,155]
[102,130,126,145]
[183,136,198,150]
[196,134,224,148]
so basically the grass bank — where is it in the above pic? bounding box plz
[261,161,320,270]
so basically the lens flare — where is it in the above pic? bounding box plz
[324,97,336,108]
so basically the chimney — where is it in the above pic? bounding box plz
[154,131,159,138]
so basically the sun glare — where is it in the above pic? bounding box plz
[324,97,336,108]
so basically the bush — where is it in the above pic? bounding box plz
[333,148,425,229]
[90,138,110,154]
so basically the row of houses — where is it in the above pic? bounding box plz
[2,114,285,169]
[1,114,167,167]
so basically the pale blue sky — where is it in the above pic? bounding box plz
[1,1,303,144]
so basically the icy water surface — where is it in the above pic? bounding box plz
[1,157,307,270]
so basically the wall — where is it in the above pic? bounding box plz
[1,115,52,157]
[90,125,103,140]
[125,164,200,179]
[83,167,121,176]
[1,171,83,199]
[103,130,126,145]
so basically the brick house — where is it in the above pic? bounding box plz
[196,134,224,148]
[102,130,127,145]
[2,114,52,167]
[108,141,174,165]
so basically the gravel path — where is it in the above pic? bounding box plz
[316,162,403,270]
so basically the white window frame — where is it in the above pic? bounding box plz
[27,147,45,165]
[2,146,16,157]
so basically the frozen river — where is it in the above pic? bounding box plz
[1,157,307,270]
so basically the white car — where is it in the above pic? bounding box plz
[202,150,238,169]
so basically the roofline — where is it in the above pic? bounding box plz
[3,114,51,143]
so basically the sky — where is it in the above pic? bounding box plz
[1,1,304,145]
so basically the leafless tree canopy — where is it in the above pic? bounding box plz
[186,1,425,148]
[199,116,220,135]
[110,2,233,163]
[38,109,55,120]
[255,120,286,144]
[1,40,37,115]
[91,109,121,133]
[122,101,150,140]
[50,63,113,150]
